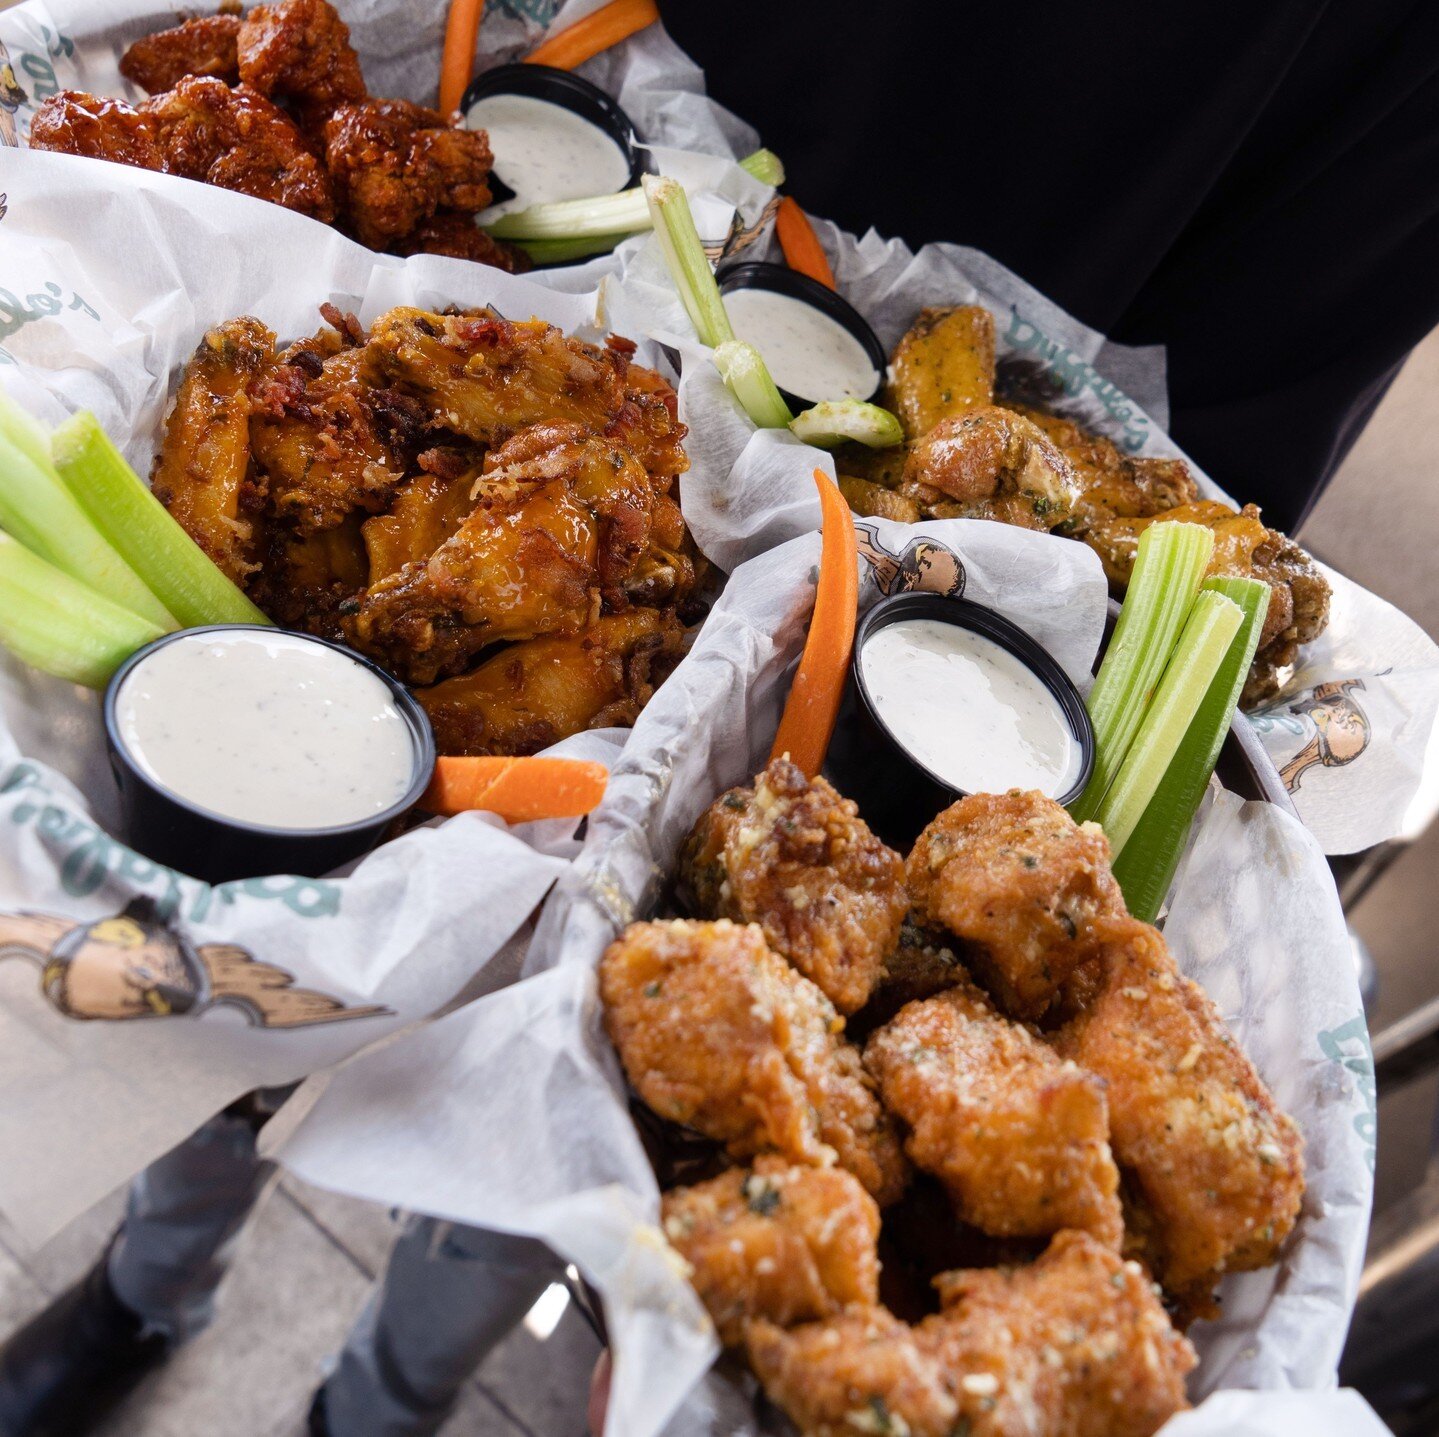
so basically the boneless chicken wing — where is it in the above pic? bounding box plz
[1051,918,1305,1317]
[746,1307,963,1437]
[324,100,493,249]
[864,984,1123,1248]
[28,92,169,170]
[676,759,909,1015]
[151,316,277,584]
[907,791,1127,1021]
[599,919,909,1206]
[661,1158,881,1346]
[920,1231,1197,1437]
[119,15,242,92]
[235,0,366,125]
[388,211,530,273]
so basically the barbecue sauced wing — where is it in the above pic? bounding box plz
[920,1231,1197,1437]
[599,919,909,1206]
[344,421,653,684]
[362,309,630,442]
[248,343,409,534]
[1051,918,1306,1318]
[324,100,493,249]
[417,608,685,756]
[153,316,276,584]
[864,984,1124,1248]
[144,76,336,221]
[388,211,530,273]
[1081,500,1331,707]
[898,405,1081,532]
[119,15,242,93]
[887,305,997,438]
[28,91,169,170]
[907,791,1127,1022]
[235,0,366,130]
[661,1158,881,1347]
[676,758,909,1015]
[746,1307,962,1437]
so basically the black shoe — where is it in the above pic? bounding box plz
[306,1385,332,1437]
[0,1256,172,1436]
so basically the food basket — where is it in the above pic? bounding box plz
[0,2,1427,1434]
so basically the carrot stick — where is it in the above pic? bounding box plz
[769,469,859,777]
[421,755,608,822]
[524,0,658,70]
[775,197,836,290]
[440,0,485,115]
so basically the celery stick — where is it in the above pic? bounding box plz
[714,340,793,429]
[516,232,637,264]
[1069,521,1213,823]
[0,532,165,687]
[1112,577,1272,921]
[50,412,269,630]
[485,187,651,241]
[0,429,176,630]
[643,175,735,349]
[739,148,785,187]
[0,390,56,476]
[1095,589,1243,855]
[790,400,903,450]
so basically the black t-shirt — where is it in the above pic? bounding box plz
[665,0,1439,529]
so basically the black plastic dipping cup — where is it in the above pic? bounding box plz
[823,593,1095,852]
[715,260,887,411]
[103,626,436,885]
[461,62,649,206]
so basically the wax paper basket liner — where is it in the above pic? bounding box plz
[0,138,768,1246]
[273,513,1379,1435]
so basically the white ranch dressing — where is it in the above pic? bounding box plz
[860,619,1081,797]
[116,630,416,831]
[723,287,880,404]
[467,92,632,219]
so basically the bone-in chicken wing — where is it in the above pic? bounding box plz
[907,791,1127,1022]
[324,100,493,249]
[677,758,909,1015]
[599,919,909,1206]
[746,1307,963,1437]
[887,305,996,438]
[1081,500,1332,707]
[248,513,368,632]
[899,405,1080,531]
[145,76,336,220]
[1051,918,1305,1318]
[362,309,631,442]
[28,91,169,170]
[362,463,480,584]
[417,607,685,755]
[344,421,653,684]
[120,15,242,92]
[236,0,366,127]
[248,342,409,534]
[152,316,276,583]
[864,984,1124,1248]
[661,1158,881,1346]
[920,1231,1197,1437]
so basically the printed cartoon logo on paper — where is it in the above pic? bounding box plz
[0,897,388,1028]
[1276,678,1371,795]
[855,521,967,599]
[0,39,26,148]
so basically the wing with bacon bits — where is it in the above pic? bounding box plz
[677,758,909,1015]
[151,316,277,584]
[1051,918,1306,1319]
[599,919,909,1206]
[865,983,1123,1248]
[661,1158,880,1346]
